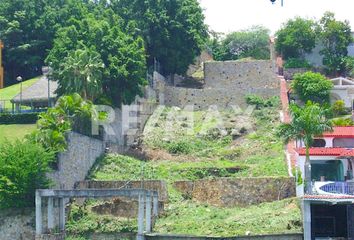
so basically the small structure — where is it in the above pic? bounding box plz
[330,77,354,108]
[11,76,58,111]
[35,188,159,240]
[295,127,354,239]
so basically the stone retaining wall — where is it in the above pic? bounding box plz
[47,132,105,189]
[204,60,279,89]
[174,177,296,207]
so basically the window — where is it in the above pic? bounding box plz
[312,139,326,147]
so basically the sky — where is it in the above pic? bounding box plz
[199,0,354,35]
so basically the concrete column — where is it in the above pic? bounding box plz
[153,192,158,217]
[137,193,145,240]
[47,197,54,231]
[35,191,42,235]
[59,198,65,231]
[145,192,152,233]
[303,200,311,240]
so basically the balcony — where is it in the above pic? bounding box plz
[313,181,354,196]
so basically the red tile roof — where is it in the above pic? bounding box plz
[322,127,354,138]
[303,194,354,200]
[296,148,354,157]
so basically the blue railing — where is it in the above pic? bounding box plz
[318,181,354,195]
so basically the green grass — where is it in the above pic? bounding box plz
[0,76,40,100]
[155,198,301,237]
[0,124,36,142]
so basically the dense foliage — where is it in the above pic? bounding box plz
[291,72,333,104]
[0,112,38,124]
[283,58,312,69]
[0,0,89,85]
[318,12,353,75]
[0,141,54,208]
[110,0,208,76]
[28,94,95,152]
[46,9,147,106]
[209,26,270,61]
[275,17,317,60]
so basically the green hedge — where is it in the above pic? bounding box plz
[0,113,39,124]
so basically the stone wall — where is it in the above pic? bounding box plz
[145,233,303,240]
[174,177,295,207]
[163,85,278,109]
[0,208,35,240]
[75,180,168,217]
[204,60,279,89]
[47,132,105,189]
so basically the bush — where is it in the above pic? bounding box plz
[291,72,333,104]
[245,95,280,109]
[0,141,54,208]
[284,58,312,69]
[332,118,354,126]
[332,100,347,116]
[167,140,192,154]
[0,112,39,124]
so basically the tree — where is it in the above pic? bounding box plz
[110,0,208,76]
[0,0,89,85]
[220,25,271,60]
[56,46,104,101]
[275,17,317,59]
[277,102,332,193]
[318,12,353,75]
[46,10,147,107]
[291,71,333,104]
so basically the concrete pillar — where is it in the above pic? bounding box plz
[303,200,311,240]
[145,192,152,233]
[59,198,65,231]
[137,193,145,240]
[35,191,42,235]
[47,197,54,231]
[153,192,158,217]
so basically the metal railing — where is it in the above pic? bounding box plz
[314,181,354,195]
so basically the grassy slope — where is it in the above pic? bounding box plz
[0,77,40,100]
[0,124,36,142]
[80,103,302,237]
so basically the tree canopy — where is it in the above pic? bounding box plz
[109,0,208,76]
[209,26,271,61]
[275,17,317,60]
[318,12,353,75]
[291,71,333,104]
[46,10,147,107]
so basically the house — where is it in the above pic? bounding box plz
[296,127,354,239]
[11,76,58,112]
[304,32,354,68]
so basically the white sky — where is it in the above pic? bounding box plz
[199,0,354,35]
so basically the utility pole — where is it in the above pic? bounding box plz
[0,40,4,89]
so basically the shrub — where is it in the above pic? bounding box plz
[332,118,354,126]
[167,140,192,154]
[0,112,39,124]
[245,95,280,109]
[284,58,312,69]
[28,94,96,152]
[291,72,333,104]
[332,100,347,116]
[0,141,54,208]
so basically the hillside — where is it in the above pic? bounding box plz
[65,99,301,238]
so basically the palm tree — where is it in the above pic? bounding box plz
[277,101,332,194]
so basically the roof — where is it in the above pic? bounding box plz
[303,194,354,203]
[296,147,354,157]
[11,76,57,104]
[322,127,354,138]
